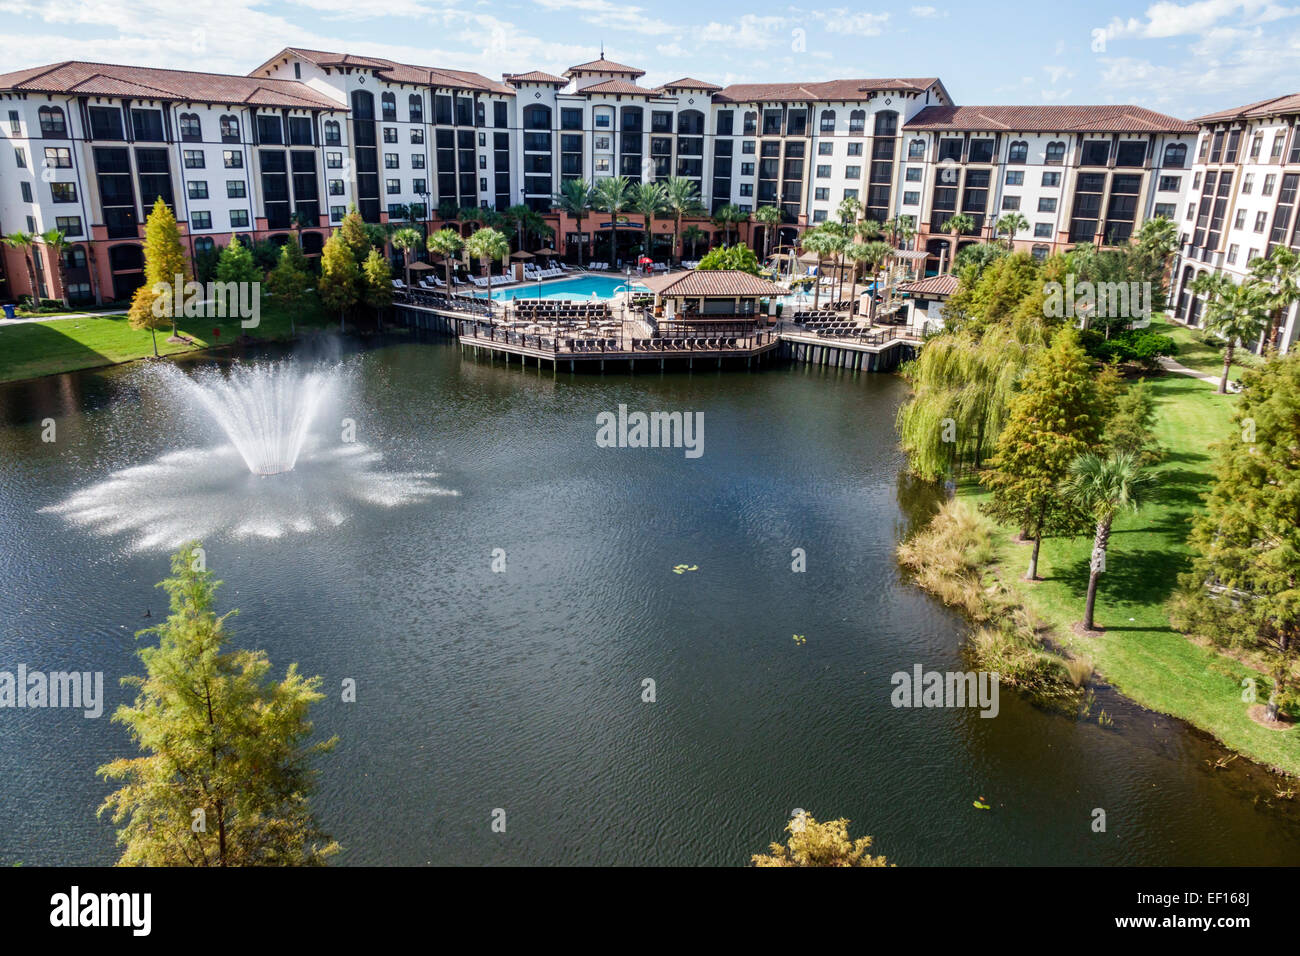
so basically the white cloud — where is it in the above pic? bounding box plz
[909,5,945,18]
[813,8,890,36]
[530,0,675,36]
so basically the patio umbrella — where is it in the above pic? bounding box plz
[510,250,534,260]
[408,261,434,272]
[638,256,653,265]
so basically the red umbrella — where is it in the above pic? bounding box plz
[638,255,653,265]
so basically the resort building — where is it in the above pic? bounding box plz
[1169,92,1300,354]
[0,48,1206,307]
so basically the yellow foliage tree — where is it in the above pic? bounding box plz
[752,814,891,867]
[127,283,165,357]
[142,197,192,339]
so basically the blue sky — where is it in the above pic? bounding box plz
[0,0,1297,119]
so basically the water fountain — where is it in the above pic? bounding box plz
[45,358,457,550]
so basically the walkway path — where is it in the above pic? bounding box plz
[0,309,127,326]
[1157,356,1239,392]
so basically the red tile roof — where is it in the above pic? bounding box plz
[580,79,658,96]
[1193,92,1300,124]
[637,269,785,297]
[504,70,568,86]
[253,48,514,95]
[715,78,939,103]
[0,60,344,109]
[899,275,960,297]
[565,57,645,78]
[659,77,722,92]
[904,104,1195,133]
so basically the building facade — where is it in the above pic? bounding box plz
[0,48,1200,307]
[1169,93,1300,354]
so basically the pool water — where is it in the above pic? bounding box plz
[478,275,643,301]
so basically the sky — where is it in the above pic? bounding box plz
[0,0,1297,119]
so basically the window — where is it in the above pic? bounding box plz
[1081,140,1110,166]
[1041,171,1061,187]
[1031,244,1050,260]
[820,110,836,132]
[968,139,995,164]
[816,165,831,178]
[224,150,243,168]
[844,165,861,179]
[478,154,486,169]
[19,182,32,203]
[1115,141,1147,166]
[220,115,240,141]
[1234,209,1247,229]
[1163,142,1187,168]
[937,138,962,162]
[229,210,249,228]
[1250,132,1263,161]
[1038,197,1057,212]
[908,139,926,159]
[1227,244,1239,264]
[1002,195,1021,210]
[38,106,66,136]
[412,153,425,169]
[742,140,755,154]
[1193,172,1201,189]
[191,211,212,230]
[1158,175,1181,191]
[1008,140,1028,163]
[43,146,71,168]
[183,150,204,168]
[1264,174,1277,196]
[1034,222,1052,237]
[848,110,866,133]
[411,128,424,145]
[843,188,858,200]
[495,101,508,128]
[594,113,610,128]
[227,180,246,198]
[381,92,396,122]
[903,191,920,205]
[179,113,201,140]
[741,162,754,176]
[8,110,19,134]
[812,209,827,222]
[846,142,862,156]
[409,94,423,123]
[1154,203,1176,219]
[1045,141,1066,164]
[383,127,397,144]
[1186,203,1195,221]
[188,180,208,199]
[1006,170,1024,186]
[327,151,343,169]
[329,179,345,195]
[331,205,345,222]
[1242,174,1254,194]
[51,182,76,203]
[386,178,400,194]
[324,120,341,146]
[905,167,922,182]
[14,147,25,168]
[55,216,83,237]
[1255,211,1268,232]
[384,153,399,169]
[818,141,833,155]
[814,187,829,201]
[1271,132,1286,162]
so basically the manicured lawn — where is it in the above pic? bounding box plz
[961,371,1299,776]
[1153,314,1262,381]
[0,295,338,383]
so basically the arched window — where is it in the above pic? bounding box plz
[850,110,867,133]
[1031,244,1050,261]
[179,112,201,141]
[907,138,926,159]
[523,104,551,130]
[194,236,215,254]
[324,120,341,145]
[408,94,423,123]
[220,115,240,140]
[820,109,836,133]
[1163,142,1187,168]
[871,110,895,136]
[743,111,757,135]
[1045,141,1066,164]
[677,109,704,135]
[1008,140,1028,163]
[38,106,66,136]
[351,90,374,120]
[381,92,396,121]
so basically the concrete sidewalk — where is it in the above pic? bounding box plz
[1157,355,1240,392]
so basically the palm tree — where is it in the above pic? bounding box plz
[836,195,862,231]
[1248,246,1300,349]
[800,229,837,310]
[662,177,704,266]
[711,204,746,246]
[995,212,1029,250]
[39,228,71,308]
[630,181,666,260]
[848,241,894,322]
[854,218,882,243]
[3,232,39,307]
[591,175,632,268]
[681,224,705,261]
[465,226,509,285]
[554,179,593,267]
[941,213,976,274]
[1203,279,1271,394]
[1060,451,1155,631]
[753,205,782,262]
[389,227,423,290]
[427,227,464,293]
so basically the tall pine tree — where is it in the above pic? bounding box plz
[141,197,192,340]
[982,327,1101,579]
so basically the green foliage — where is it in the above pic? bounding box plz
[265,241,311,318]
[318,231,360,323]
[752,814,889,867]
[97,543,338,866]
[361,247,392,314]
[1082,327,1176,369]
[1172,353,1300,717]
[337,205,370,264]
[695,243,761,274]
[214,240,260,286]
[1099,377,1163,464]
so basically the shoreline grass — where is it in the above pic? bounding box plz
[956,371,1298,777]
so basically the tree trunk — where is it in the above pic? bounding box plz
[1083,518,1111,630]
[1219,342,1234,394]
[1028,533,1042,580]
[150,325,159,357]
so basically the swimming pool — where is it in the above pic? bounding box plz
[476,274,643,301]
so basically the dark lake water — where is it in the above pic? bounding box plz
[1,334,1298,866]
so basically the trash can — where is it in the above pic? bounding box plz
[2,304,15,320]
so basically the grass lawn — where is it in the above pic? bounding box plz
[0,295,339,384]
[1152,314,1262,381]
[960,371,1299,777]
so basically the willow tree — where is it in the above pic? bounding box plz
[98,543,338,866]
[982,327,1101,579]
[1172,354,1300,721]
